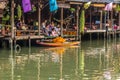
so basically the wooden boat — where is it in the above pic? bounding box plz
[36,40,80,47]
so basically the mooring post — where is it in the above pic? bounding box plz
[97,32,99,40]
[28,36,31,49]
[106,29,108,40]
[14,37,16,52]
[90,33,92,41]
[114,31,116,41]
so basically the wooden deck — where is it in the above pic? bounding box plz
[0,29,120,48]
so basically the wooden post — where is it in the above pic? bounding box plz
[118,12,120,40]
[100,11,103,29]
[11,1,14,80]
[10,0,15,51]
[90,33,92,41]
[60,0,66,37]
[119,12,120,28]
[76,6,79,40]
[61,7,63,37]
[28,36,31,51]
[38,0,41,35]
[111,10,113,38]
[11,0,14,39]
[97,32,99,40]
[111,10,113,29]
[104,32,105,40]
[90,7,92,29]
[104,11,107,39]
[104,11,106,29]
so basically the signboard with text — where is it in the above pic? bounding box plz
[58,3,70,8]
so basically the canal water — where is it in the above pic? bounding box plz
[0,39,120,80]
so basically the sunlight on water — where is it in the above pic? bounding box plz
[1,39,120,80]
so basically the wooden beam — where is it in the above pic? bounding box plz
[69,2,83,5]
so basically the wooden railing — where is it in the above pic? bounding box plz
[15,30,39,36]
[63,30,77,36]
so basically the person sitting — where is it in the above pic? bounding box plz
[56,24,61,35]
[16,20,22,30]
[113,24,118,31]
[51,28,58,37]
[43,25,50,36]
[84,26,87,31]
[92,25,97,30]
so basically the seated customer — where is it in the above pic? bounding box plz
[51,28,58,37]
[92,25,97,30]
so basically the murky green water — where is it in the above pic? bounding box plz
[1,39,120,80]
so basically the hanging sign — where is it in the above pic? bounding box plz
[22,0,32,13]
[49,0,58,12]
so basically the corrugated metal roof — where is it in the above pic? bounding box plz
[0,0,7,2]
[66,0,120,3]
[114,0,120,3]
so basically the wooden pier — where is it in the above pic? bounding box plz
[0,29,120,48]
[0,35,44,48]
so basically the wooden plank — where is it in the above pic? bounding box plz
[86,30,106,33]
[15,35,44,40]
[3,35,44,41]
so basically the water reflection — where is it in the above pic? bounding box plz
[75,47,84,80]
[2,39,120,80]
[14,46,80,80]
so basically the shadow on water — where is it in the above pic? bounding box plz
[1,38,120,80]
